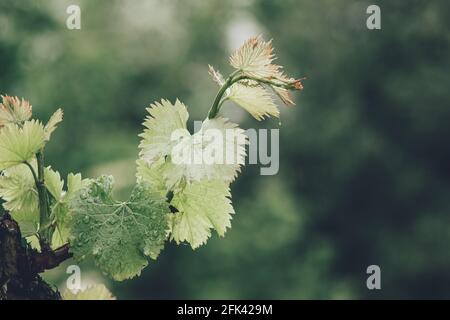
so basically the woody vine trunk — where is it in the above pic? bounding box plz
[0,204,71,300]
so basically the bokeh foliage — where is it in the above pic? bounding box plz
[0,0,449,299]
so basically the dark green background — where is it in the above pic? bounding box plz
[1,0,449,299]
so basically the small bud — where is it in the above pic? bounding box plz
[294,80,304,91]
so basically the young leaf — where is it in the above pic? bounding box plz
[208,64,226,86]
[0,95,32,127]
[44,166,64,201]
[44,108,63,141]
[168,117,247,182]
[69,176,170,281]
[139,100,247,186]
[51,205,71,249]
[0,164,36,212]
[229,36,280,79]
[0,163,39,236]
[272,84,295,106]
[228,82,280,120]
[67,172,91,197]
[0,163,73,239]
[209,65,280,120]
[12,209,39,237]
[139,99,189,163]
[63,284,116,300]
[170,179,234,249]
[0,120,46,170]
[50,172,91,248]
[228,36,304,107]
[25,235,41,251]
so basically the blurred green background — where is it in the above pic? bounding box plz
[1,0,449,299]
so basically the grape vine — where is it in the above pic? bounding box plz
[0,36,303,299]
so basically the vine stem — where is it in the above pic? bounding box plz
[25,151,52,251]
[208,71,241,119]
[207,71,301,119]
[24,161,39,188]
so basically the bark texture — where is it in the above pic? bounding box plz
[0,212,71,300]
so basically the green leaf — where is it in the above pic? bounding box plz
[63,284,116,300]
[138,102,247,188]
[51,204,71,248]
[51,172,91,248]
[139,99,189,163]
[228,82,280,120]
[11,209,39,236]
[170,179,234,249]
[69,176,170,281]
[229,36,279,79]
[45,166,64,201]
[44,108,63,141]
[26,235,41,251]
[67,173,90,199]
[0,163,39,236]
[0,164,36,212]
[168,117,247,183]
[0,120,46,170]
[136,158,170,197]
[209,65,280,120]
